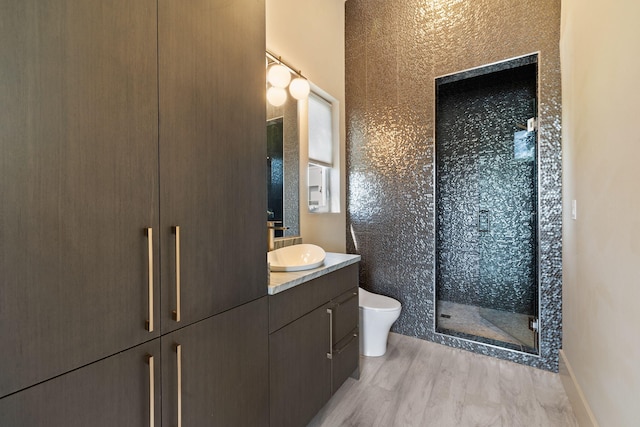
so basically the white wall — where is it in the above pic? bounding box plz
[266,0,346,252]
[561,0,640,425]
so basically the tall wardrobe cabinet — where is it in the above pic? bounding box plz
[0,0,268,425]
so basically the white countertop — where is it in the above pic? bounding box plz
[268,252,361,295]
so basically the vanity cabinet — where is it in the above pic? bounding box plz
[269,264,360,427]
[270,304,332,427]
[160,298,269,427]
[0,0,267,424]
[0,298,269,427]
[0,340,162,427]
[329,288,360,395]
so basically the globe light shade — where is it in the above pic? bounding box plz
[289,77,310,100]
[267,64,291,88]
[267,86,287,106]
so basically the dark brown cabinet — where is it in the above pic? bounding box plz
[158,0,266,333]
[0,0,160,399]
[269,264,360,427]
[0,297,269,427]
[270,304,332,427]
[329,288,360,395]
[0,298,268,427]
[0,0,267,424]
[162,298,269,427]
[0,340,162,427]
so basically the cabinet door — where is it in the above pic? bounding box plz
[161,298,269,427]
[0,0,159,398]
[270,304,332,427]
[158,0,267,333]
[0,340,161,427]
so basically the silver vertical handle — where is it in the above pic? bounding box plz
[145,228,154,332]
[172,226,181,322]
[326,308,333,359]
[176,344,182,427]
[147,355,155,427]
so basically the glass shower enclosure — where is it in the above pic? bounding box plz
[435,54,539,354]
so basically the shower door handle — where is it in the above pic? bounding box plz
[478,210,490,232]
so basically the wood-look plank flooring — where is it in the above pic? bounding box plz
[308,333,578,427]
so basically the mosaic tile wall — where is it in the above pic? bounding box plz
[273,236,303,250]
[345,0,562,371]
[436,61,538,315]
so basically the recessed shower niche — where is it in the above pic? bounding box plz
[435,54,539,354]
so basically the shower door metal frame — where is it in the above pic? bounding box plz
[432,52,542,357]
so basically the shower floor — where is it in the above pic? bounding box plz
[436,300,536,352]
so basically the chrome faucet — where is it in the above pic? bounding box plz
[267,221,289,252]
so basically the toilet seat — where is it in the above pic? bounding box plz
[359,288,401,312]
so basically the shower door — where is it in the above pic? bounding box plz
[435,55,539,354]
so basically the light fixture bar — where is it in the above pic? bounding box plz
[266,50,307,81]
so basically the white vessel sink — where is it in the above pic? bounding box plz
[267,244,326,272]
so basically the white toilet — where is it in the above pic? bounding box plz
[358,287,402,357]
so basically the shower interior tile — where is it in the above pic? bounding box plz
[436,300,523,347]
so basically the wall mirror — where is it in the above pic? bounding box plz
[267,96,300,237]
[265,51,339,240]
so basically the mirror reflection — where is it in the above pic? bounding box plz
[267,96,299,237]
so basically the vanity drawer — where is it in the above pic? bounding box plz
[331,287,359,346]
[331,328,359,395]
[269,263,358,333]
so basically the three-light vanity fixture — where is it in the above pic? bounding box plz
[266,50,311,106]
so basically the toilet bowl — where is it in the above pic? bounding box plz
[358,287,402,357]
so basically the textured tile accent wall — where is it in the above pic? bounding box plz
[345,0,562,371]
[273,236,303,250]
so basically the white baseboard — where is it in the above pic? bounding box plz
[559,349,599,427]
